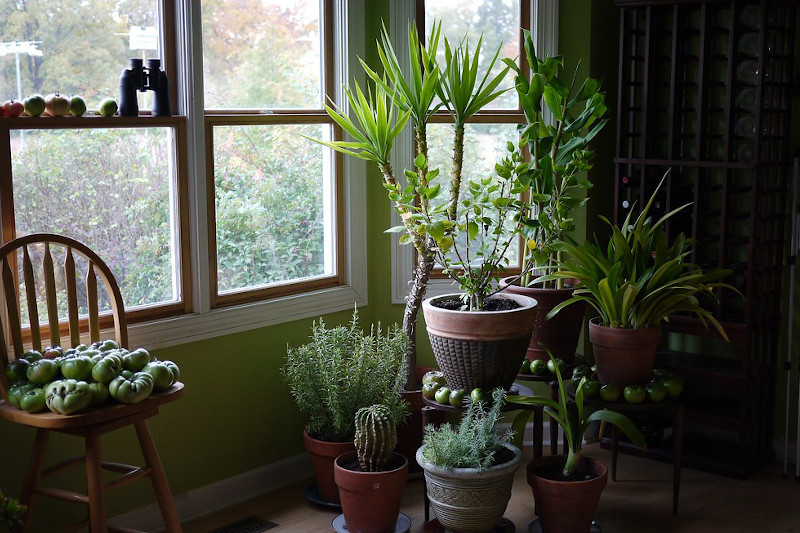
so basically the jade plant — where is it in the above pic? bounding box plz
[507,351,646,477]
[282,308,408,442]
[537,174,735,335]
[354,403,398,472]
[420,387,513,470]
[307,22,513,385]
[504,30,608,289]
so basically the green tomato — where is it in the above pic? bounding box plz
[599,384,621,402]
[547,358,566,377]
[434,386,451,405]
[448,389,465,408]
[23,350,43,362]
[86,382,110,406]
[581,379,601,398]
[20,387,46,413]
[519,359,531,375]
[42,347,62,359]
[572,364,591,381]
[422,382,440,399]
[645,381,667,402]
[60,355,95,381]
[109,371,154,404]
[98,339,120,351]
[530,359,548,376]
[45,380,92,415]
[142,361,175,392]
[7,382,36,409]
[623,385,646,404]
[91,354,122,384]
[470,388,486,405]
[661,377,684,397]
[422,371,446,387]
[6,359,31,382]
[123,348,151,372]
[26,358,59,385]
[162,360,180,383]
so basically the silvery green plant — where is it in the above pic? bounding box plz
[354,403,398,472]
[282,308,408,442]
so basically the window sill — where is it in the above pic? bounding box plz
[126,282,367,350]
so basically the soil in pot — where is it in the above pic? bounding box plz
[433,295,522,312]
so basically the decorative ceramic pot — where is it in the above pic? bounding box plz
[417,443,521,533]
[303,430,355,504]
[528,455,608,533]
[422,293,537,391]
[334,451,408,533]
[588,318,661,385]
[500,277,587,363]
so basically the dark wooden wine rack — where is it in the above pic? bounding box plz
[613,0,797,477]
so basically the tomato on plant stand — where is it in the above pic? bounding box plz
[434,386,451,405]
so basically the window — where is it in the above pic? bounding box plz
[0,0,366,346]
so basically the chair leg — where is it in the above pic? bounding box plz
[86,433,107,533]
[19,429,49,533]
[134,421,183,533]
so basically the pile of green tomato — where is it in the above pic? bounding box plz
[579,368,684,404]
[5,340,180,415]
[421,371,486,408]
[519,357,568,377]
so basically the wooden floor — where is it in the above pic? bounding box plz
[183,445,800,533]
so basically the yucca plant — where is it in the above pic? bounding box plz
[306,22,512,384]
[537,174,736,336]
[507,351,646,477]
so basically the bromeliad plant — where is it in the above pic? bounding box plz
[536,174,735,335]
[504,30,608,289]
[307,22,512,385]
[507,351,646,477]
[282,308,409,443]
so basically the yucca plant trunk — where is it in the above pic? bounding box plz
[447,124,465,222]
[402,251,434,390]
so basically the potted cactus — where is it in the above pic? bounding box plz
[334,404,409,533]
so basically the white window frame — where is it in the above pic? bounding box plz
[126,0,368,349]
[389,0,559,303]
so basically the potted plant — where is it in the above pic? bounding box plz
[537,175,735,385]
[282,308,408,505]
[311,23,538,395]
[334,404,409,533]
[499,30,608,364]
[1,490,25,532]
[416,388,521,533]
[506,353,646,533]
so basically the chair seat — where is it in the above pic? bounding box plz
[0,382,184,430]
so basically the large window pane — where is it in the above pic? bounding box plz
[213,123,335,293]
[202,0,322,109]
[11,127,180,310]
[0,0,162,110]
[425,0,520,110]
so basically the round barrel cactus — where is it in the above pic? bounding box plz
[354,404,397,472]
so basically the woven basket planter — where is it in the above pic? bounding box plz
[422,293,537,392]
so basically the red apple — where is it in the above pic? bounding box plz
[3,100,24,117]
[45,92,71,117]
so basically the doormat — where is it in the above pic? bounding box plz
[208,516,278,533]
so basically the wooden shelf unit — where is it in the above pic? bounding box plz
[613,0,797,477]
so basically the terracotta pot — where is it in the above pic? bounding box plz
[334,452,408,533]
[303,430,355,504]
[396,388,425,474]
[417,443,521,533]
[500,277,587,363]
[422,293,537,391]
[588,318,661,385]
[528,455,608,533]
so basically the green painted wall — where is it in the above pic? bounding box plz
[0,3,614,530]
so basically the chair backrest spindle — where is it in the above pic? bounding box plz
[42,243,61,348]
[87,263,100,344]
[22,246,42,351]
[64,248,81,347]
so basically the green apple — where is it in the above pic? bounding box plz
[623,385,646,404]
[23,94,46,117]
[98,98,118,117]
[69,95,87,116]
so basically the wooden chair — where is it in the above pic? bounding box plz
[0,233,184,533]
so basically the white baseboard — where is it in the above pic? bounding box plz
[109,452,313,532]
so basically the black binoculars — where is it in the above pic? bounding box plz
[119,58,171,117]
